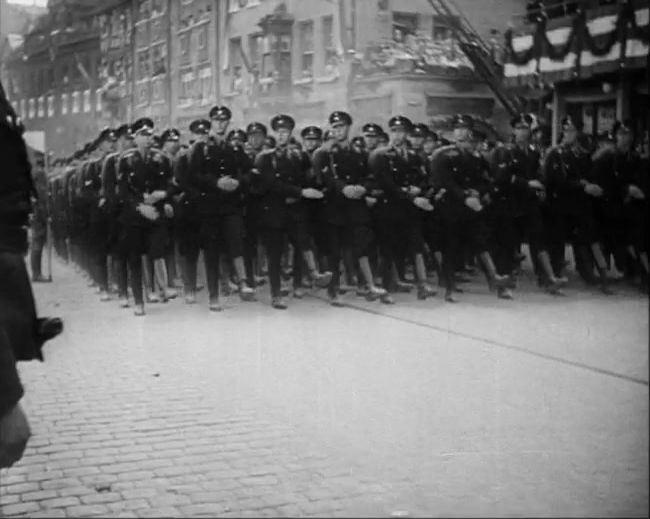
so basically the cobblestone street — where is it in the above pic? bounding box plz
[0,259,648,518]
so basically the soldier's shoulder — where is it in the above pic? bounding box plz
[592,147,615,161]
[121,148,138,158]
[432,144,459,159]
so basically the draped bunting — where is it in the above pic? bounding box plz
[504,1,649,85]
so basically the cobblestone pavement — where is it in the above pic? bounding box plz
[0,259,648,518]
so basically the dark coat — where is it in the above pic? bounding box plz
[253,146,310,229]
[187,137,249,219]
[312,140,372,225]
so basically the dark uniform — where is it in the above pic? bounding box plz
[430,115,509,296]
[100,124,133,303]
[186,105,251,307]
[368,116,430,294]
[87,128,117,297]
[116,118,173,310]
[490,114,550,283]
[254,114,331,308]
[174,119,209,299]
[312,112,374,301]
[591,120,647,278]
[542,115,609,289]
[243,121,268,290]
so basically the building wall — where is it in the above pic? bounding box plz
[169,0,219,133]
[131,0,171,130]
[218,0,516,133]
[10,33,104,157]
[97,0,135,126]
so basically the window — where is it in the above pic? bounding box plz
[137,50,151,80]
[135,21,149,49]
[228,0,240,13]
[432,14,458,41]
[151,77,164,102]
[61,93,68,115]
[47,95,55,117]
[150,16,164,42]
[179,33,191,64]
[299,21,314,78]
[322,16,337,69]
[229,37,242,75]
[179,69,195,105]
[392,11,418,41]
[136,81,150,105]
[96,88,103,112]
[72,91,80,113]
[248,33,263,73]
[19,99,25,118]
[151,43,167,76]
[197,25,209,62]
[151,0,165,17]
[197,25,207,49]
[83,89,91,112]
[198,65,212,105]
[137,0,151,22]
[28,98,35,119]
[37,96,45,118]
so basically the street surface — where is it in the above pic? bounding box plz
[0,258,648,518]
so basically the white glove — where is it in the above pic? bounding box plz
[365,196,377,207]
[217,176,239,192]
[342,185,358,199]
[408,185,422,196]
[137,203,159,221]
[151,190,167,201]
[163,204,174,218]
[465,196,483,212]
[301,188,324,200]
[413,197,434,211]
[354,185,367,198]
[628,184,645,200]
[584,183,603,197]
[528,179,544,190]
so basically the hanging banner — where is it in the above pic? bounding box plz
[504,2,649,86]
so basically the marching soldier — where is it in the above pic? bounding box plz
[174,119,210,304]
[116,117,172,316]
[253,114,332,309]
[368,115,437,301]
[543,115,613,294]
[299,125,328,290]
[243,122,268,292]
[101,123,134,307]
[490,113,566,297]
[159,128,183,295]
[312,111,386,306]
[86,127,117,301]
[591,120,648,289]
[430,114,511,301]
[186,105,255,311]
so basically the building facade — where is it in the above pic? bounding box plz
[504,0,649,145]
[6,0,104,157]
[95,0,135,126]
[217,0,524,133]
[169,0,219,133]
[130,0,171,129]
